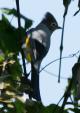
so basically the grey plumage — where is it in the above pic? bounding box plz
[25,12,61,101]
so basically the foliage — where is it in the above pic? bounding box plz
[1,8,33,30]
[0,7,32,113]
[0,0,80,113]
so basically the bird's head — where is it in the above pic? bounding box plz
[41,12,62,32]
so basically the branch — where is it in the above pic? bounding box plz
[40,50,80,72]
[58,15,66,83]
[15,0,28,78]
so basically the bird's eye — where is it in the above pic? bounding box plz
[51,22,57,27]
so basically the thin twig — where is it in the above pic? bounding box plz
[58,15,66,83]
[43,69,68,80]
[40,50,80,72]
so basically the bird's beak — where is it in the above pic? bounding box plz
[57,26,62,29]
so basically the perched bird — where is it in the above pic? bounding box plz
[22,12,62,101]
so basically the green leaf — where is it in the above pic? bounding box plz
[2,14,10,25]
[14,99,26,113]
[6,108,16,113]
[0,15,26,54]
[0,15,19,54]
[6,56,22,81]
[68,108,80,113]
[0,55,4,62]
[24,19,33,30]
[44,104,69,113]
[1,8,33,29]
[0,51,5,63]
[26,100,69,113]
[26,100,45,113]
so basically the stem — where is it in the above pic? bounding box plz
[58,15,66,83]
[15,0,28,77]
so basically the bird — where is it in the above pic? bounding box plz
[22,12,62,101]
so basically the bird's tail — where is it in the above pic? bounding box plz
[30,62,41,101]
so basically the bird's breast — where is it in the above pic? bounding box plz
[31,29,51,51]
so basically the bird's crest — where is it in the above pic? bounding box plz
[45,12,58,25]
[41,12,59,31]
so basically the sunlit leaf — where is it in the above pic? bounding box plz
[0,53,5,63]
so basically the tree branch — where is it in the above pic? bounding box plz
[15,0,28,78]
